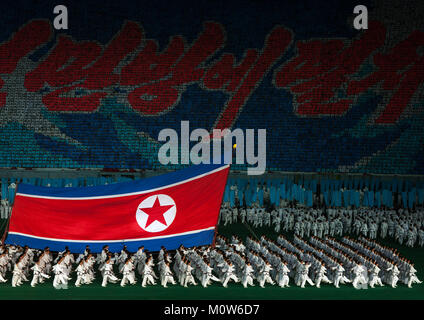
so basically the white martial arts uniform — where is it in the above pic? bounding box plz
[241,264,255,288]
[315,265,332,288]
[258,263,274,288]
[100,262,120,287]
[183,264,197,287]
[75,263,87,287]
[30,263,50,287]
[142,261,157,287]
[368,265,384,288]
[405,265,422,288]
[387,265,400,288]
[52,263,70,289]
[333,264,351,288]
[298,263,314,288]
[12,261,28,287]
[160,264,176,288]
[201,264,221,288]
[0,254,9,282]
[222,263,238,288]
[121,262,137,287]
[352,264,368,289]
[275,263,290,288]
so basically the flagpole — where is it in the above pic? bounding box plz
[212,164,230,248]
[212,227,217,248]
[1,182,18,244]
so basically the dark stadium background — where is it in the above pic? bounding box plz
[0,0,423,299]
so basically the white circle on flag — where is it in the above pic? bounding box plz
[135,194,177,233]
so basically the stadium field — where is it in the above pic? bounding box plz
[0,222,422,300]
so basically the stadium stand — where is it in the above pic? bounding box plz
[0,1,423,174]
[0,0,424,301]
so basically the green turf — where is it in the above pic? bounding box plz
[0,222,423,300]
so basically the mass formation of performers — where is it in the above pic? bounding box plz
[219,205,424,247]
[0,234,420,289]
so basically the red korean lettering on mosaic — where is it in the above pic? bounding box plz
[347,29,424,124]
[213,26,293,130]
[0,20,52,107]
[0,18,422,126]
[274,21,386,117]
[26,21,142,112]
[127,22,225,115]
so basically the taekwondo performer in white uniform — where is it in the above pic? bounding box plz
[315,263,332,288]
[352,262,368,289]
[0,199,6,219]
[100,258,120,287]
[183,260,197,287]
[273,214,282,233]
[241,262,255,288]
[298,261,315,288]
[386,263,400,288]
[81,253,93,281]
[30,259,51,287]
[135,246,147,275]
[120,257,137,287]
[42,247,53,275]
[141,256,157,287]
[100,245,110,263]
[157,252,171,276]
[12,256,28,287]
[75,259,87,287]
[117,246,129,272]
[201,261,221,288]
[160,261,176,288]
[275,261,290,288]
[233,208,238,224]
[52,257,71,289]
[178,257,187,286]
[222,261,239,288]
[158,246,166,263]
[0,251,9,283]
[62,251,74,278]
[54,246,69,263]
[405,263,422,288]
[240,208,247,223]
[35,250,47,281]
[84,254,97,284]
[173,249,182,279]
[368,263,384,288]
[97,245,110,267]
[76,245,91,264]
[258,260,275,288]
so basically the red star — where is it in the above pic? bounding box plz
[140,196,174,228]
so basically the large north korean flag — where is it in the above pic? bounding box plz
[5,164,229,253]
